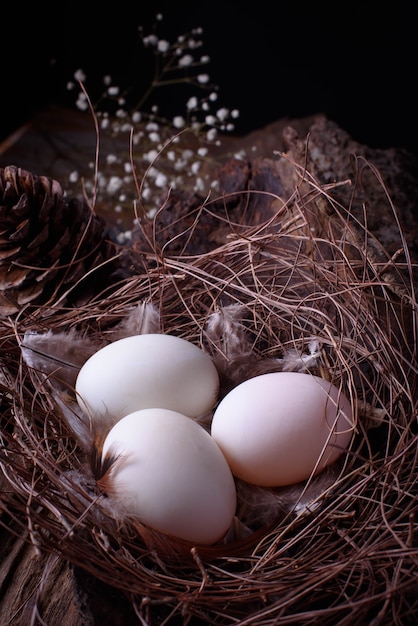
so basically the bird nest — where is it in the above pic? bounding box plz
[0,141,417,625]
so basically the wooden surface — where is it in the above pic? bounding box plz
[0,104,315,185]
[0,106,111,182]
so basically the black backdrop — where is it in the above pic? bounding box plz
[3,1,417,155]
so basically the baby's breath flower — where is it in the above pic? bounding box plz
[173,116,186,129]
[76,94,88,111]
[178,54,194,67]
[147,207,158,218]
[174,159,187,171]
[194,177,205,192]
[74,68,86,82]
[148,131,161,143]
[155,172,168,188]
[187,96,198,111]
[188,38,202,49]
[66,17,242,227]
[144,149,159,162]
[106,176,123,195]
[206,128,217,142]
[143,34,158,47]
[141,186,152,201]
[116,230,132,244]
[157,39,170,53]
[234,150,247,160]
[216,107,229,121]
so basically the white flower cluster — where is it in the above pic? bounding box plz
[65,14,242,237]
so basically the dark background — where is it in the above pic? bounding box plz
[2,1,417,155]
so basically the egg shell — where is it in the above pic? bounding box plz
[75,333,219,426]
[101,408,237,545]
[211,372,354,487]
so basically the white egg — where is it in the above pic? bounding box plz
[75,333,219,426]
[211,372,354,487]
[101,408,237,545]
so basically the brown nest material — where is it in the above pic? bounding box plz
[1,125,417,625]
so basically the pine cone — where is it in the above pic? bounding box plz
[0,165,123,316]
